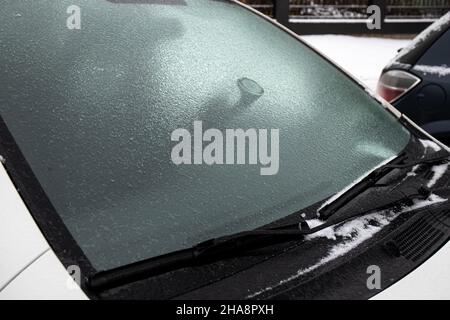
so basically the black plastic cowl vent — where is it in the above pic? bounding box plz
[385,211,449,262]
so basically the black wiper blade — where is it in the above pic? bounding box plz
[317,153,450,220]
[89,227,306,292]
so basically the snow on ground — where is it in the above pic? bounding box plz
[301,35,412,90]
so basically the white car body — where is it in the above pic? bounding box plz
[0,162,87,300]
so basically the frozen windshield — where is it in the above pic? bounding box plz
[0,0,409,270]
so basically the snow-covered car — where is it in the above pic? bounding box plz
[377,12,450,144]
[1,0,449,300]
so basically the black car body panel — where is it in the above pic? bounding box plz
[386,18,450,71]
[383,13,450,141]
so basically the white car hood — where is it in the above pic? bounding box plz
[0,163,86,299]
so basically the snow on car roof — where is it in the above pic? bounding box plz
[386,11,450,69]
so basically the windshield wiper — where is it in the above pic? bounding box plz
[89,226,309,292]
[89,154,449,292]
[317,153,450,220]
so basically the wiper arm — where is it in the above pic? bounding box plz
[317,153,450,220]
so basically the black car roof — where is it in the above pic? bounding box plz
[386,12,450,70]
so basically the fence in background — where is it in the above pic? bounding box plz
[240,0,450,34]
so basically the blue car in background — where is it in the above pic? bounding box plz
[378,12,450,144]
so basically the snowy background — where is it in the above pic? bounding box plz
[300,35,412,90]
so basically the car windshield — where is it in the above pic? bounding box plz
[0,0,410,270]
